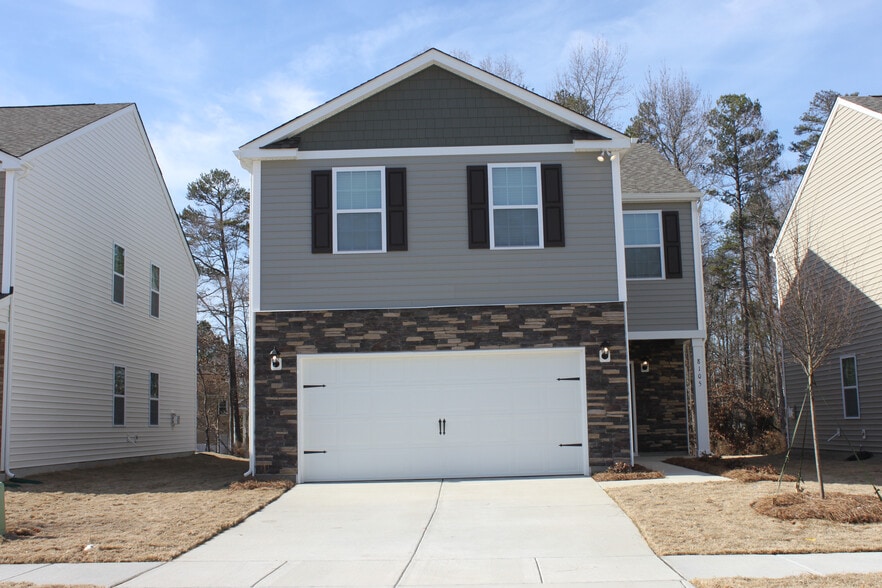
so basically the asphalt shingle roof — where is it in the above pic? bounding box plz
[0,103,131,157]
[841,95,882,115]
[619,142,700,194]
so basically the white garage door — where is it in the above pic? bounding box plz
[298,348,587,482]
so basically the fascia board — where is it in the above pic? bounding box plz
[0,151,22,171]
[239,49,628,153]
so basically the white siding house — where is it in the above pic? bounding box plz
[0,103,198,474]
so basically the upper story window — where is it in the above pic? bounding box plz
[150,265,160,318]
[841,356,860,419]
[488,164,543,249]
[624,212,664,279]
[113,244,125,304]
[333,167,386,253]
[113,366,125,426]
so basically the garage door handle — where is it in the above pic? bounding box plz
[438,418,446,435]
[557,377,581,381]
[559,443,582,447]
[304,450,327,454]
[303,384,326,389]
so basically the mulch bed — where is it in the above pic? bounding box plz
[592,462,664,481]
[752,491,882,524]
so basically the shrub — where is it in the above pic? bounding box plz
[709,382,784,455]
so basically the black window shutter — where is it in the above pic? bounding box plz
[312,170,332,253]
[662,211,683,278]
[541,164,565,247]
[467,165,490,249]
[386,168,407,251]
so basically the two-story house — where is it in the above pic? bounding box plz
[236,49,708,482]
[774,95,882,455]
[0,103,198,476]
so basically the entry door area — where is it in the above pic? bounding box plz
[298,348,588,482]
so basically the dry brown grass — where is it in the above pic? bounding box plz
[753,492,882,524]
[607,452,882,556]
[0,453,289,563]
[665,455,797,482]
[592,462,665,482]
[693,572,882,587]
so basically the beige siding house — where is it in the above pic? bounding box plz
[0,103,198,475]
[774,95,882,454]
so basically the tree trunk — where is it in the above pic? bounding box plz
[807,375,826,498]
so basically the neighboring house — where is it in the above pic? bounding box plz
[236,49,708,482]
[774,95,882,455]
[0,103,198,475]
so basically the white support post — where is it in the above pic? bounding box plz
[692,338,711,455]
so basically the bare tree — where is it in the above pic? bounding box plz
[478,54,528,88]
[181,169,250,448]
[626,66,711,189]
[550,38,629,126]
[774,222,858,498]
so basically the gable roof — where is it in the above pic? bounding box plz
[238,48,630,158]
[619,143,700,196]
[841,95,882,115]
[0,103,131,157]
[773,94,882,256]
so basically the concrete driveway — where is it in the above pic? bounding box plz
[121,477,688,587]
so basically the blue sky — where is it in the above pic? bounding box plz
[3,0,878,210]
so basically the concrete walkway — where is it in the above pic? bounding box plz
[1,466,881,587]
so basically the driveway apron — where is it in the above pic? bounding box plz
[121,477,687,587]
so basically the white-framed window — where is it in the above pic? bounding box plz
[488,163,543,249]
[113,366,125,426]
[624,211,664,279]
[113,244,125,304]
[333,167,386,253]
[840,355,860,419]
[150,265,160,318]
[149,372,160,426]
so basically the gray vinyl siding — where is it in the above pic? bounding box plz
[778,103,882,453]
[293,66,583,150]
[260,152,619,310]
[623,202,699,332]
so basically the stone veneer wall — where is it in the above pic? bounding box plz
[253,302,628,477]
[629,339,688,453]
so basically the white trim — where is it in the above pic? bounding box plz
[623,210,665,281]
[692,200,707,333]
[1,297,13,473]
[691,338,710,455]
[840,97,882,122]
[2,169,18,293]
[628,329,706,340]
[236,141,631,164]
[332,166,387,254]
[839,354,860,419]
[611,157,627,302]
[487,163,543,250]
[623,192,701,203]
[23,105,134,161]
[250,160,262,312]
[240,49,629,152]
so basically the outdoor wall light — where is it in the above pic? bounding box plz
[596,150,617,162]
[599,340,611,363]
[270,347,282,371]
[640,358,650,373]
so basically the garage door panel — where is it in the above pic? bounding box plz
[299,349,587,482]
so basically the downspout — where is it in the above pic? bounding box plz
[1,298,13,479]
[242,159,259,478]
